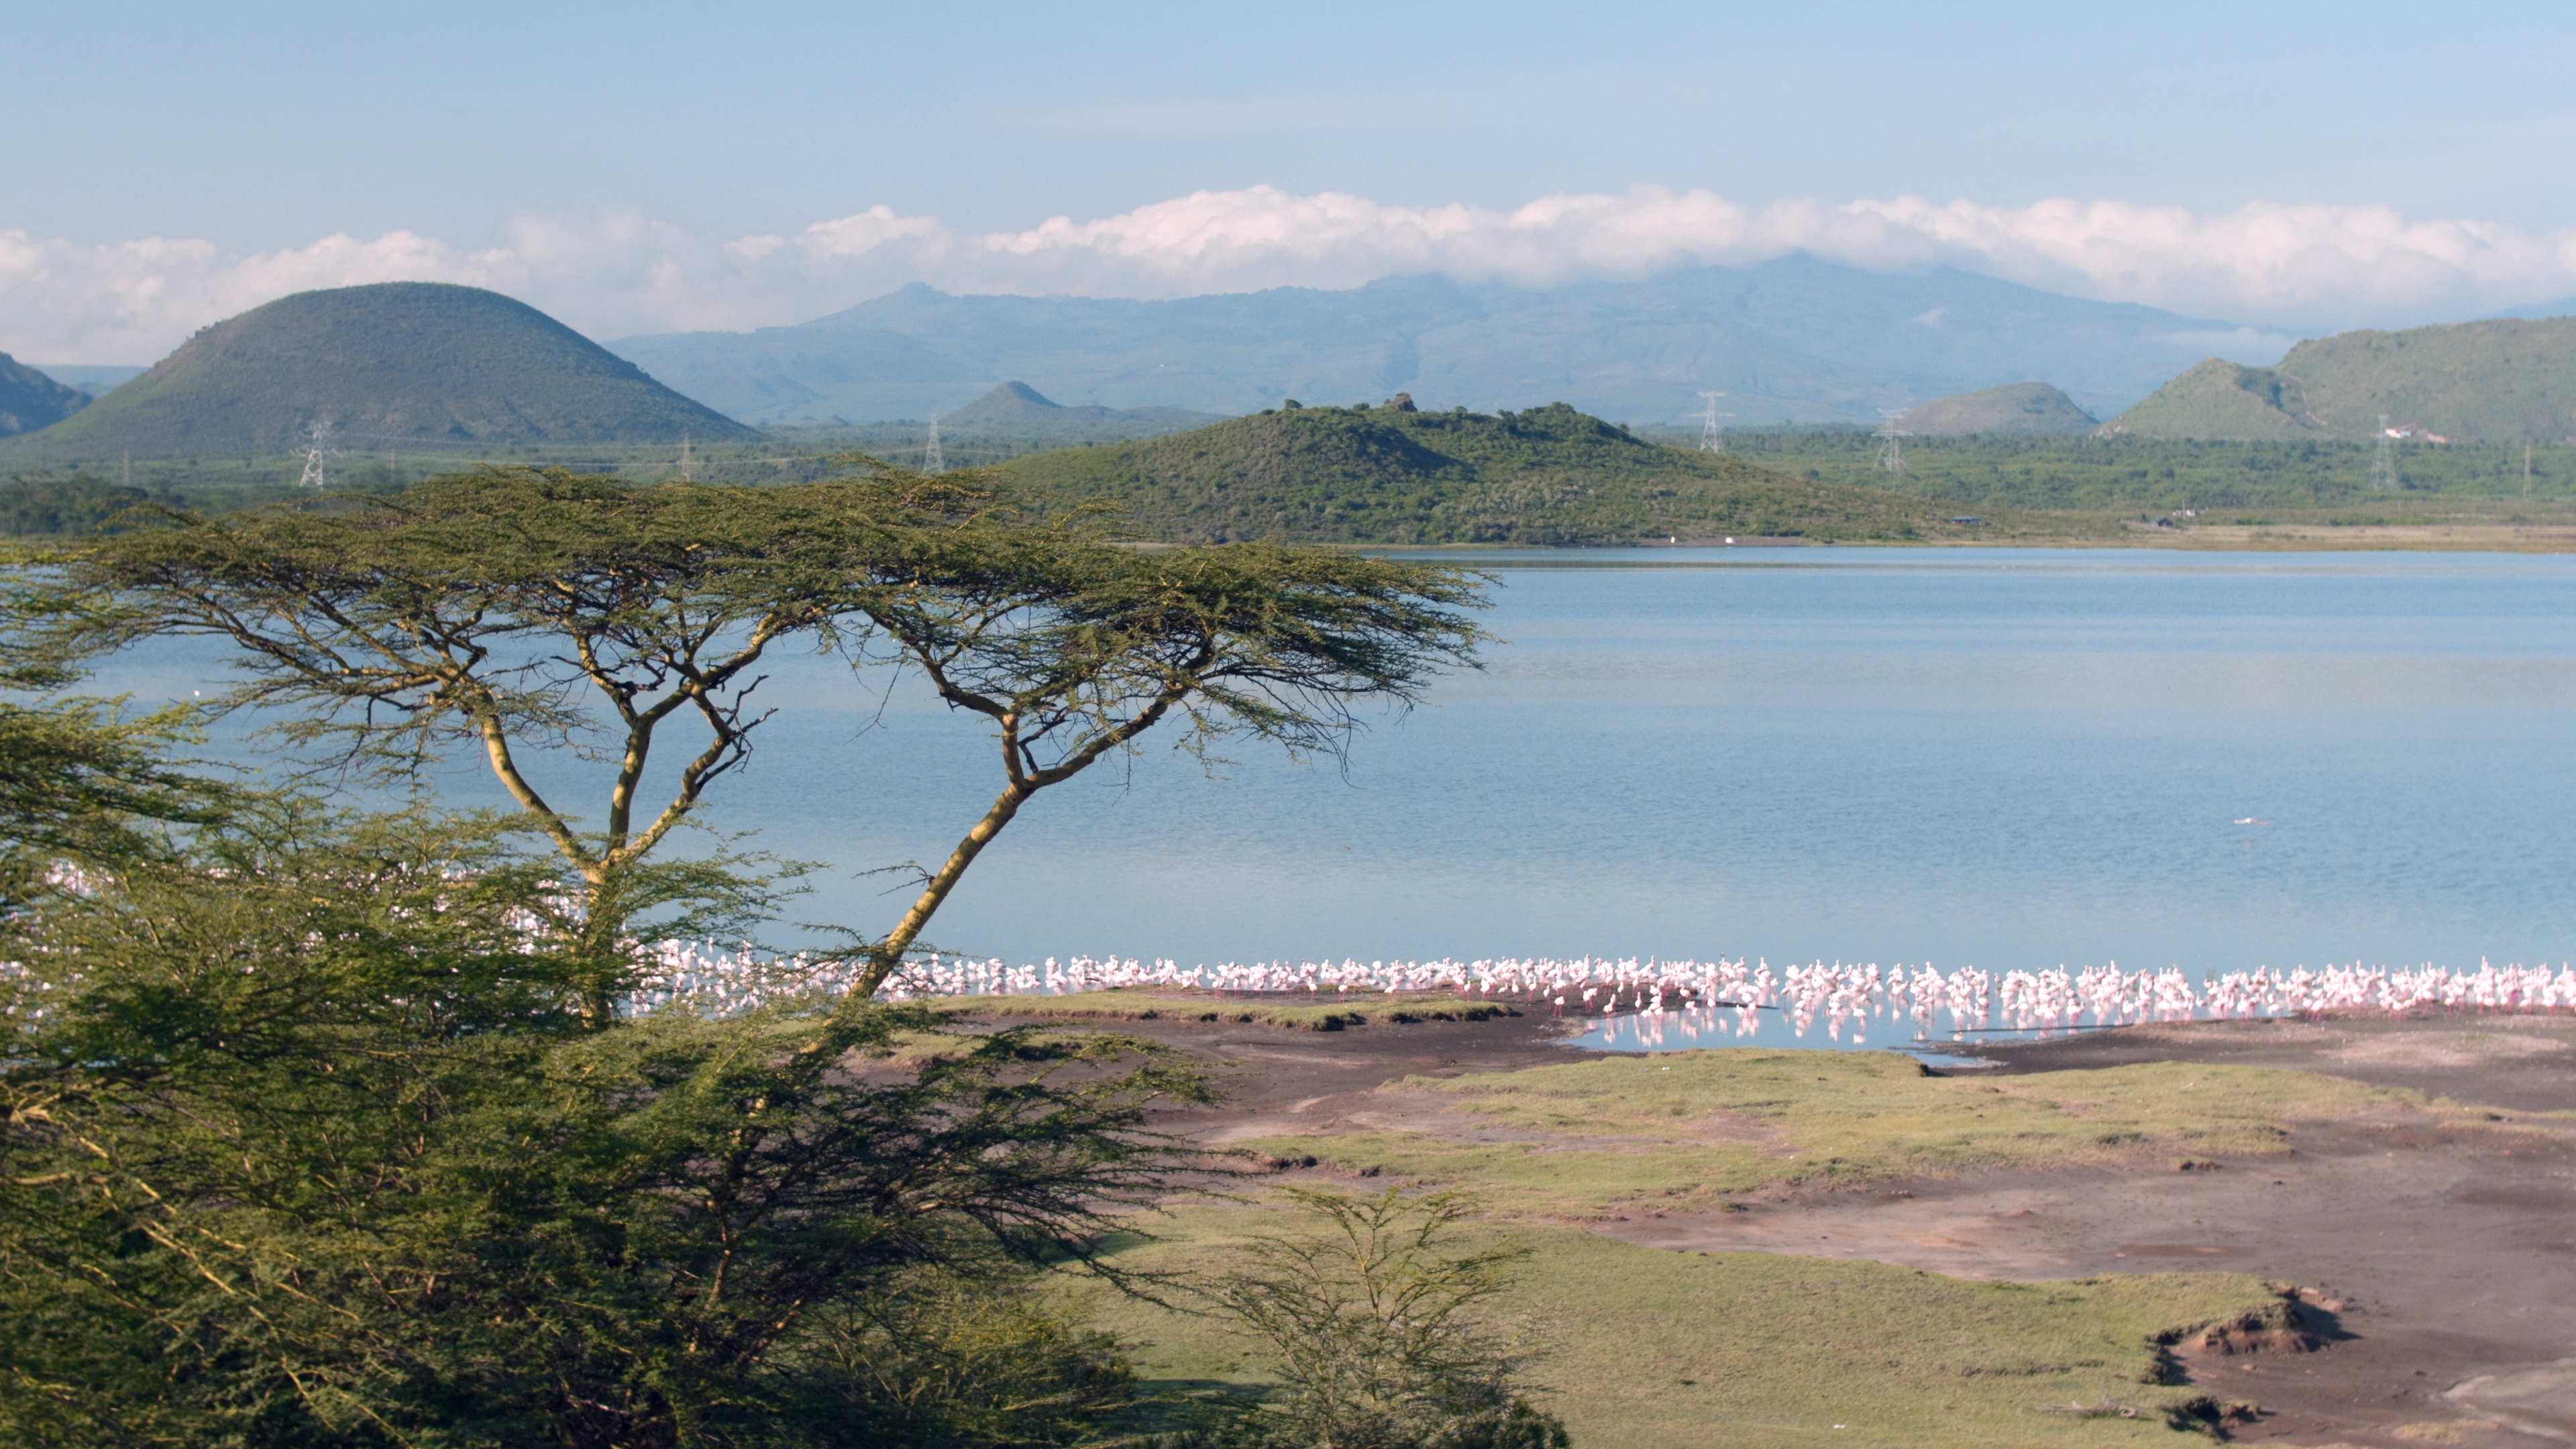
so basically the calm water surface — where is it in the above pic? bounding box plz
[101,548,2576,975]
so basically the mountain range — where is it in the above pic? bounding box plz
[610,257,2277,428]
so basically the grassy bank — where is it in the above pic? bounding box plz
[1092,1206,2281,1448]
[1224,1049,2418,1218]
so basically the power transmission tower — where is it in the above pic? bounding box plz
[2369,415,2399,490]
[677,432,696,482]
[1874,410,1911,475]
[923,412,945,475]
[1695,390,1734,453]
[297,421,342,490]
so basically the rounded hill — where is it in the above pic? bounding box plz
[1893,381,2096,436]
[997,398,1970,545]
[2108,315,2576,443]
[25,283,755,455]
[0,353,87,437]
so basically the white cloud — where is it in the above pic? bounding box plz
[10,186,2576,362]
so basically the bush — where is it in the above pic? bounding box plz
[1193,1189,1569,1449]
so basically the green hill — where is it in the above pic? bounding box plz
[1893,381,2094,435]
[0,353,87,437]
[2108,317,2576,443]
[995,397,1984,545]
[938,380,1226,437]
[5,282,754,458]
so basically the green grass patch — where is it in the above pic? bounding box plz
[1234,1049,2418,1216]
[1091,1203,2276,1447]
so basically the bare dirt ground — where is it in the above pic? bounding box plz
[1006,1008,2576,1446]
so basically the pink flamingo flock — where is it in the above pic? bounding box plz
[629,948,2576,1037]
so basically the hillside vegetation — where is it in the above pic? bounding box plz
[996,398,2000,545]
[1725,429,2576,513]
[0,354,86,437]
[2109,315,2576,443]
[3,282,753,460]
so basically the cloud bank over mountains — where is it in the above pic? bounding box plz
[9,186,2576,362]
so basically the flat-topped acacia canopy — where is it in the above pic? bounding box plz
[14,463,1487,1008]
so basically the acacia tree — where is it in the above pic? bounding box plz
[0,800,1206,1447]
[16,464,1487,1001]
[837,535,1487,998]
[15,467,1001,1015]
[0,468,1491,1444]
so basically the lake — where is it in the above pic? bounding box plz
[96,547,2576,978]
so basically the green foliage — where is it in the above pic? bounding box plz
[0,282,753,460]
[0,687,223,904]
[1721,428,2576,512]
[0,804,1210,1446]
[810,1273,1142,1448]
[2108,315,2576,442]
[0,472,184,537]
[999,400,1972,545]
[1192,1189,1567,1449]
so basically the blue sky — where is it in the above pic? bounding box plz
[9,1,2576,358]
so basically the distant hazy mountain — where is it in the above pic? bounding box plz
[610,257,2267,428]
[8,282,754,458]
[35,364,150,399]
[938,380,1225,438]
[0,353,88,437]
[2106,316,2576,443]
[1893,381,2096,435]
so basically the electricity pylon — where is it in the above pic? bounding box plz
[677,432,696,482]
[924,412,945,475]
[297,421,342,490]
[2369,415,2399,490]
[1874,410,1911,476]
[1696,391,1734,453]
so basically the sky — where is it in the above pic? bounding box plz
[8,0,2576,361]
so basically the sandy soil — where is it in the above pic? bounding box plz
[991,1007,2576,1446]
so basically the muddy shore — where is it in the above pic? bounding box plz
[991,1006,2575,1447]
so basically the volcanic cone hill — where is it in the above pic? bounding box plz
[0,353,87,437]
[937,380,1224,438]
[2108,315,2576,443]
[995,397,1973,545]
[10,283,754,457]
[1893,381,2096,436]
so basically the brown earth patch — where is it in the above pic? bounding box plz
[956,1004,2576,1446]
